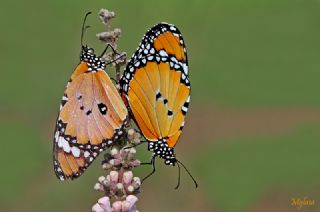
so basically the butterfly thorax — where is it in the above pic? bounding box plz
[148,140,177,166]
[80,46,106,71]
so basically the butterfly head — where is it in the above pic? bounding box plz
[148,140,177,166]
[80,46,106,71]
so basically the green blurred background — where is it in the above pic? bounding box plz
[1,0,320,211]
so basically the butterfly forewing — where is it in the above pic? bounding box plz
[54,53,128,180]
[120,23,190,148]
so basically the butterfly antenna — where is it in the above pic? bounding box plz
[177,160,198,188]
[175,162,181,189]
[81,12,92,46]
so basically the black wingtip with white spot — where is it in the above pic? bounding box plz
[120,22,190,96]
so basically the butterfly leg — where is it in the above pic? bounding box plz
[105,54,126,66]
[141,155,156,183]
[100,44,112,57]
[100,43,122,57]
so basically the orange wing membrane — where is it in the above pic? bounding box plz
[120,23,190,166]
[53,46,128,180]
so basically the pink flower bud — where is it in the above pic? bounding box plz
[123,171,133,184]
[126,195,138,212]
[94,183,104,192]
[127,160,140,168]
[121,200,131,212]
[110,171,119,183]
[92,196,112,212]
[98,197,112,211]
[126,195,138,203]
[112,201,122,212]
[92,203,105,212]
[132,177,141,186]
[120,149,129,159]
[109,159,121,166]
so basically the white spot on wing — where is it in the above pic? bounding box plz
[84,151,90,158]
[71,146,81,157]
[58,136,63,147]
[183,63,188,74]
[182,106,188,112]
[61,137,71,153]
[55,131,59,141]
[159,50,168,57]
[170,26,177,31]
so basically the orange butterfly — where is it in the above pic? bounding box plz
[120,23,197,188]
[53,12,128,180]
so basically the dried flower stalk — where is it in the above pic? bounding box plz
[92,9,140,212]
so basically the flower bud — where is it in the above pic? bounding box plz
[112,201,122,212]
[122,200,131,211]
[97,196,112,211]
[127,185,134,193]
[94,183,104,192]
[127,129,135,140]
[92,203,105,212]
[128,160,141,168]
[115,183,124,196]
[102,179,110,188]
[123,171,133,184]
[110,171,119,183]
[116,182,124,190]
[133,138,141,144]
[126,195,138,204]
[129,148,136,154]
[98,9,115,25]
[110,148,118,156]
[132,177,141,189]
[113,28,121,37]
[102,163,112,170]
[109,159,121,166]
[98,176,105,183]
